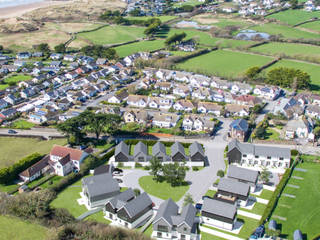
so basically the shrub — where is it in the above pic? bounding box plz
[291,149,299,156]
[192,166,199,171]
[144,165,151,170]
[217,170,225,178]
[117,162,124,168]
[135,162,143,168]
[133,188,141,196]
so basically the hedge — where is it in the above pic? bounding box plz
[0,153,43,184]
[258,168,292,225]
[123,139,192,148]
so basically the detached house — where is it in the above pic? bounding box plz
[182,115,214,132]
[285,117,314,140]
[254,85,281,100]
[305,105,320,119]
[19,155,51,182]
[173,84,191,98]
[227,165,259,192]
[234,95,262,107]
[173,100,194,112]
[127,95,149,108]
[225,104,250,117]
[124,109,149,124]
[154,81,172,92]
[148,97,173,110]
[229,118,249,142]
[171,142,186,162]
[107,91,129,104]
[197,102,222,116]
[152,112,180,128]
[152,199,198,240]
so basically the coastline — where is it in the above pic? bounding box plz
[0,0,66,19]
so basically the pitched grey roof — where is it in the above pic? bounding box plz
[152,142,166,156]
[202,198,237,219]
[154,198,179,226]
[82,173,119,198]
[108,188,135,209]
[134,141,148,157]
[227,165,259,183]
[122,192,152,218]
[115,141,129,157]
[228,139,291,159]
[178,204,197,228]
[268,220,277,231]
[171,142,185,157]
[218,178,250,196]
[294,230,303,240]
[189,141,204,157]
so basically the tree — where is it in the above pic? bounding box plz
[165,32,187,46]
[260,167,270,183]
[0,45,3,51]
[129,9,141,16]
[183,193,194,206]
[314,126,320,139]
[57,117,87,145]
[245,66,260,79]
[252,104,263,114]
[290,0,298,8]
[35,43,50,54]
[149,157,162,182]
[255,126,266,139]
[217,170,225,178]
[54,43,66,54]
[133,188,141,196]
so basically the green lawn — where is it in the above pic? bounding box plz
[200,231,228,240]
[251,23,320,39]
[125,15,177,22]
[173,0,202,7]
[27,175,63,189]
[0,215,49,240]
[299,21,320,32]
[300,154,319,162]
[77,25,146,45]
[0,137,67,168]
[177,49,273,78]
[85,210,111,224]
[139,175,189,202]
[264,128,280,141]
[266,9,320,25]
[271,163,320,239]
[0,182,19,192]
[114,40,164,57]
[50,177,87,217]
[143,223,154,237]
[0,74,32,90]
[250,42,320,61]
[212,18,252,29]
[252,189,274,200]
[264,59,320,91]
[205,189,216,197]
[241,202,266,215]
[10,119,36,129]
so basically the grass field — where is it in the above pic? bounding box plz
[114,40,165,57]
[10,119,36,129]
[0,215,49,240]
[250,42,320,61]
[192,14,252,28]
[299,21,320,32]
[76,25,146,45]
[125,15,177,22]
[265,59,320,91]
[264,128,281,141]
[0,74,32,90]
[241,202,266,215]
[271,163,320,239]
[267,9,320,25]
[251,23,320,39]
[173,0,202,7]
[0,137,67,168]
[139,175,189,202]
[177,49,273,78]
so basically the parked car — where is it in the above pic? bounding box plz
[250,225,265,239]
[113,168,123,173]
[195,203,202,210]
[113,171,123,176]
[8,129,17,134]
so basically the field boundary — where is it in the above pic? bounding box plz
[293,18,320,27]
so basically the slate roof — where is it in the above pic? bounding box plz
[217,178,250,196]
[134,141,148,157]
[154,198,179,226]
[178,204,197,228]
[121,192,152,218]
[115,141,129,157]
[82,173,119,198]
[189,142,204,158]
[227,165,259,183]
[229,118,249,132]
[108,188,135,209]
[152,142,166,156]
[171,142,185,158]
[202,198,237,220]
[94,164,114,175]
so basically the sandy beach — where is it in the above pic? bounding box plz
[0,0,65,19]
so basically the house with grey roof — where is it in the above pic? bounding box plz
[152,198,198,240]
[171,142,186,162]
[215,178,250,207]
[134,141,150,162]
[201,198,237,231]
[152,142,170,162]
[104,189,153,229]
[227,165,259,192]
[189,142,205,162]
[115,141,131,162]
[81,173,120,209]
[227,139,291,170]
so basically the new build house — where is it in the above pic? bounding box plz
[152,199,198,240]
[227,165,259,192]
[227,139,291,170]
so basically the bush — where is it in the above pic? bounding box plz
[133,188,141,196]
[144,165,150,170]
[217,170,225,178]
[117,162,124,168]
[135,162,143,168]
[291,149,299,156]
[192,166,199,171]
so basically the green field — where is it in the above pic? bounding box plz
[0,215,49,240]
[0,74,32,90]
[177,49,273,78]
[267,9,320,25]
[265,59,320,91]
[250,42,320,61]
[0,137,67,168]
[10,119,36,129]
[115,40,165,57]
[173,0,202,7]
[271,163,320,239]
[125,15,177,22]
[251,23,320,39]
[77,25,146,45]
[139,175,189,202]
[299,21,320,31]
[212,18,252,29]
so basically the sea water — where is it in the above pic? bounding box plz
[0,0,44,8]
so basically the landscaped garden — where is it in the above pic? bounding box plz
[0,74,32,90]
[270,162,320,239]
[138,175,189,202]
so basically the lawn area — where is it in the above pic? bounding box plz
[264,59,320,91]
[0,182,19,192]
[266,9,320,25]
[251,23,320,39]
[250,42,320,61]
[252,189,274,200]
[0,74,32,90]
[114,39,164,57]
[139,175,189,202]
[173,0,202,7]
[76,25,146,45]
[299,21,320,32]
[85,210,111,224]
[143,223,154,237]
[205,189,216,197]
[27,175,63,189]
[177,49,273,78]
[241,202,266,215]
[264,128,280,141]
[300,154,319,162]
[200,231,228,240]
[0,215,49,240]
[10,119,36,129]
[0,137,67,168]
[125,15,177,22]
[271,163,320,239]
[50,177,87,217]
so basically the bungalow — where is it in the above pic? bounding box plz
[135,80,150,90]
[152,112,180,128]
[201,198,237,231]
[211,78,231,90]
[127,95,149,108]
[174,71,192,83]
[229,118,249,142]
[171,142,186,162]
[14,60,26,67]
[227,139,291,169]
[225,104,250,117]
[123,109,149,124]
[154,81,172,92]
[19,155,51,182]
[227,165,259,192]
[234,95,262,107]
[197,102,222,116]
[215,178,250,207]
[82,173,120,209]
[65,71,79,80]
[148,97,173,110]
[152,199,198,240]
[173,100,194,112]
[173,84,190,98]
[107,91,129,104]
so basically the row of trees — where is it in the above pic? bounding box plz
[149,157,186,187]
[165,32,187,46]
[57,111,121,145]
[80,45,118,59]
